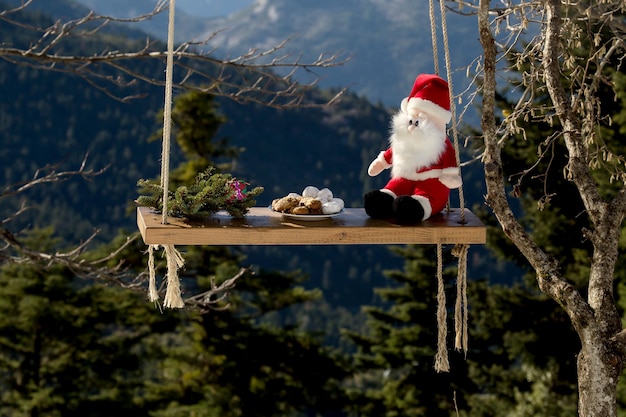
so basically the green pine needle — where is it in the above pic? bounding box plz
[137,167,263,219]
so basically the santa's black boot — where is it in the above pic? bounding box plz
[393,195,425,224]
[364,190,394,219]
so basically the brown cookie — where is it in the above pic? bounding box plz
[272,196,301,212]
[301,197,322,210]
[291,206,310,215]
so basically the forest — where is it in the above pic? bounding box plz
[1,1,626,416]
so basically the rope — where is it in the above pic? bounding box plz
[428,0,440,76]
[453,244,469,353]
[434,243,450,372]
[146,243,185,308]
[148,0,185,309]
[160,0,176,225]
[438,0,466,223]
[148,244,159,302]
[163,244,185,308]
[439,0,469,358]
[427,0,471,371]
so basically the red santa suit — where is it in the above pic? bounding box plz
[378,138,458,219]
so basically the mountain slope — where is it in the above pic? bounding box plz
[175,0,253,17]
[44,0,481,108]
[196,0,480,106]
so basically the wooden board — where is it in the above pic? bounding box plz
[137,206,486,246]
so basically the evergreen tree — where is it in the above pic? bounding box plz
[460,281,578,417]
[143,267,352,417]
[344,245,470,416]
[151,90,240,185]
[0,228,180,417]
[345,245,580,417]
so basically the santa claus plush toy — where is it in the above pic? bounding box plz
[364,73,462,224]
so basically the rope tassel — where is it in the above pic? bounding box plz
[148,244,160,302]
[163,244,185,308]
[434,244,470,373]
[434,244,450,373]
[453,244,469,353]
[145,244,185,308]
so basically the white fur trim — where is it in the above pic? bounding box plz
[401,166,460,182]
[412,195,432,220]
[403,97,451,124]
[442,167,460,175]
[380,188,397,198]
[400,97,409,114]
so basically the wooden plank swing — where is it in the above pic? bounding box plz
[137,206,486,246]
[135,0,485,373]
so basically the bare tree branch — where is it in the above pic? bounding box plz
[477,0,592,330]
[0,2,350,107]
[1,153,108,201]
[0,226,141,284]
[184,267,249,313]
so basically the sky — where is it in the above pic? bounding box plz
[175,0,254,17]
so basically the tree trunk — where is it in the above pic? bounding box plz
[542,1,626,413]
[577,334,621,417]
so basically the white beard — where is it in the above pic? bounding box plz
[389,111,447,179]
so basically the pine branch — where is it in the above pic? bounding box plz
[137,167,263,219]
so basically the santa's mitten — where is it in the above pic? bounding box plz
[368,160,385,176]
[364,190,394,219]
[393,196,425,224]
[439,173,462,189]
[368,151,391,176]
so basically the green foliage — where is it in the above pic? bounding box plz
[151,302,352,417]
[0,224,355,416]
[459,280,579,417]
[0,228,182,417]
[136,166,264,219]
[151,90,241,185]
[344,245,469,417]
[345,243,581,417]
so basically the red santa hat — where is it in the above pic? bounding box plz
[400,74,452,124]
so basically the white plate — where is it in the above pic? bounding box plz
[270,207,343,221]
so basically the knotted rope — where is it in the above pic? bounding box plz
[160,0,176,223]
[429,0,471,372]
[146,0,186,308]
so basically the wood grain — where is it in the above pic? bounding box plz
[137,206,486,246]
